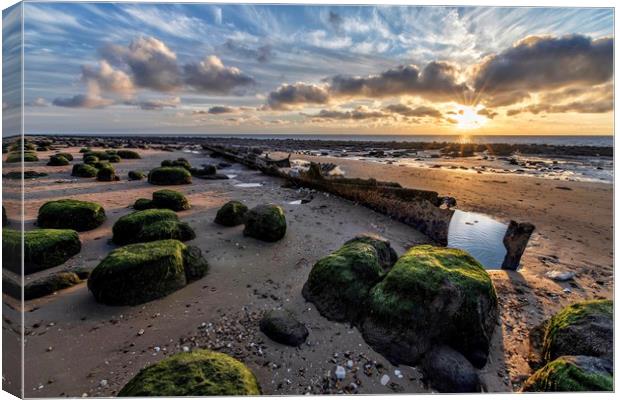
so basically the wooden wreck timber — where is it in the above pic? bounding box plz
[203,144,535,265]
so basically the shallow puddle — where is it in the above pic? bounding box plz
[234,183,263,188]
[447,210,508,269]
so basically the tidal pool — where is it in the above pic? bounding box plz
[234,183,263,188]
[447,210,508,269]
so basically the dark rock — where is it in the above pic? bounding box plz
[259,309,309,346]
[214,200,248,226]
[422,346,481,393]
[501,221,535,270]
[522,356,612,392]
[243,204,286,242]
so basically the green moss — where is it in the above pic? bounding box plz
[108,154,121,163]
[214,201,248,226]
[71,163,98,178]
[133,198,155,210]
[3,228,81,274]
[152,189,191,211]
[113,209,181,245]
[136,220,196,243]
[79,147,91,153]
[542,300,613,363]
[161,158,191,170]
[118,349,260,396]
[4,170,48,179]
[523,356,613,392]
[37,199,106,231]
[24,272,83,300]
[83,150,110,161]
[5,151,39,163]
[54,152,74,161]
[243,204,286,242]
[128,170,145,180]
[84,155,99,164]
[304,239,385,321]
[117,150,141,159]
[92,160,111,169]
[47,154,70,166]
[148,167,192,185]
[88,239,188,305]
[97,164,118,181]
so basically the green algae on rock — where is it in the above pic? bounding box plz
[522,355,613,392]
[24,271,83,300]
[152,189,191,211]
[361,245,498,368]
[118,349,260,396]
[148,166,192,185]
[214,200,248,226]
[128,170,145,180]
[117,150,141,159]
[71,163,98,178]
[133,198,155,210]
[3,228,81,274]
[112,209,195,245]
[96,164,119,181]
[37,199,106,231]
[161,158,192,170]
[5,151,39,163]
[47,154,70,166]
[243,204,286,242]
[88,239,208,305]
[541,300,613,364]
[136,219,196,243]
[302,236,393,322]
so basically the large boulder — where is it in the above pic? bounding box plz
[47,154,69,166]
[421,346,481,393]
[259,310,309,346]
[243,204,286,242]
[3,228,81,274]
[522,356,613,392]
[540,300,613,364]
[96,164,119,181]
[37,199,106,231]
[71,163,98,178]
[161,158,191,170]
[117,150,141,159]
[88,239,208,305]
[214,200,248,226]
[302,236,394,322]
[112,209,195,245]
[152,189,191,211]
[361,245,498,368]
[148,167,192,185]
[5,151,38,163]
[24,271,83,300]
[118,349,260,396]
[128,170,145,180]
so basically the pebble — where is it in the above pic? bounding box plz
[545,270,575,282]
[394,369,403,379]
[182,346,190,352]
[137,329,144,336]
[335,366,346,380]
[99,380,108,387]
[346,360,353,369]
[380,374,390,386]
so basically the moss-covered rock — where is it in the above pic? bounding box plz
[108,154,121,163]
[302,236,394,322]
[118,349,260,396]
[88,240,207,305]
[47,154,70,166]
[24,271,83,300]
[79,147,91,153]
[136,220,196,243]
[133,198,155,210]
[54,152,74,161]
[5,151,39,163]
[97,164,119,181]
[2,206,8,227]
[243,204,286,242]
[37,199,106,231]
[112,209,195,245]
[522,356,613,392]
[83,150,110,161]
[161,158,191,170]
[4,170,48,179]
[152,189,191,211]
[148,167,192,185]
[361,245,498,367]
[214,201,248,226]
[541,300,613,364]
[344,234,398,270]
[190,165,216,177]
[128,170,145,180]
[92,160,111,170]
[117,150,141,159]
[3,228,81,274]
[71,163,98,178]
[84,155,99,165]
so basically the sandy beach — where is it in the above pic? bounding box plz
[2,143,613,396]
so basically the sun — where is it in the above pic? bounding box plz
[454,106,487,129]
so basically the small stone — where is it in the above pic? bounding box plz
[335,366,346,380]
[394,369,403,378]
[137,329,144,336]
[99,380,108,387]
[346,360,354,369]
[380,374,390,385]
[182,345,190,352]
[546,270,575,282]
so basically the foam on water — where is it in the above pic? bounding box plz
[447,210,508,269]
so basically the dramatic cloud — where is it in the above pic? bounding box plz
[267,83,331,110]
[383,104,442,118]
[506,100,613,116]
[53,95,114,109]
[474,35,613,105]
[477,108,498,119]
[81,60,134,97]
[183,55,255,94]
[310,107,387,120]
[102,36,181,92]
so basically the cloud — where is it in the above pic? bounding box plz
[81,60,134,97]
[267,83,331,110]
[26,97,49,107]
[131,96,181,111]
[476,108,498,119]
[53,95,114,109]
[328,11,343,31]
[383,104,442,118]
[183,55,255,94]
[310,106,387,120]
[102,36,181,92]
[506,100,612,116]
[224,40,274,63]
[207,105,237,114]
[474,35,613,105]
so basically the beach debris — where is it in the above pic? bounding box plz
[545,270,575,282]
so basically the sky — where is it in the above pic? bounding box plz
[2,2,615,136]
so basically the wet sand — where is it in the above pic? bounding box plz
[2,145,613,395]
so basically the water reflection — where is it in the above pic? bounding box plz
[448,210,508,269]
